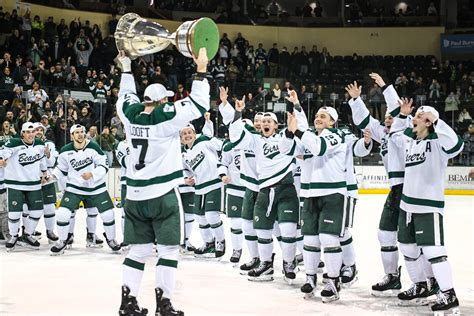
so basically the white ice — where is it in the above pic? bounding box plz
[1,195,473,315]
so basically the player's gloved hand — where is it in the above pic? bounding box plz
[117,50,132,73]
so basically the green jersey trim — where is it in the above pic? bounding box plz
[258,159,295,185]
[318,137,327,156]
[388,171,405,179]
[195,178,221,190]
[240,174,259,185]
[5,179,41,186]
[301,181,347,190]
[126,170,183,187]
[356,114,370,130]
[227,184,246,191]
[347,184,358,191]
[401,194,445,208]
[66,182,106,192]
[442,136,463,155]
[188,96,207,115]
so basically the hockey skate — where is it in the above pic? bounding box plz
[50,239,69,256]
[230,249,242,265]
[22,225,42,239]
[18,234,40,249]
[321,277,341,303]
[46,230,58,244]
[426,277,440,297]
[155,287,183,316]
[340,264,358,288]
[431,289,461,315]
[5,235,19,252]
[239,257,260,275]
[119,285,148,316]
[248,260,274,282]
[282,260,297,284]
[371,266,402,297]
[193,241,216,259]
[215,240,226,259]
[86,232,104,248]
[179,244,196,255]
[301,274,317,299]
[397,281,430,306]
[66,233,74,249]
[103,233,122,252]
[295,253,303,265]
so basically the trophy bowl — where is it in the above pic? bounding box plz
[115,13,219,60]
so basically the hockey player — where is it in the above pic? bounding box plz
[50,124,120,255]
[394,101,462,313]
[228,102,300,283]
[33,123,59,243]
[347,77,438,301]
[181,121,226,259]
[219,134,246,264]
[115,136,130,245]
[116,48,210,316]
[3,122,47,250]
[286,91,347,302]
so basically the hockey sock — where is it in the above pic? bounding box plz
[21,206,30,233]
[8,212,21,237]
[320,233,342,278]
[242,219,258,258]
[378,230,399,275]
[86,207,98,234]
[43,204,56,232]
[24,209,43,235]
[296,228,304,254]
[273,221,282,249]
[430,259,453,291]
[400,243,425,283]
[56,207,72,241]
[195,215,213,243]
[303,235,321,275]
[205,210,225,242]
[420,254,434,278]
[155,244,179,299]
[230,217,243,251]
[279,222,297,263]
[340,228,356,266]
[184,213,194,247]
[100,209,116,240]
[123,243,152,297]
[256,229,273,262]
[69,211,76,234]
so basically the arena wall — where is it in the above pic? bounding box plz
[3,1,444,58]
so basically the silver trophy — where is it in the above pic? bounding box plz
[114,13,219,60]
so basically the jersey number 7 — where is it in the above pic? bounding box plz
[132,139,148,170]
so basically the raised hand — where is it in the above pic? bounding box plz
[235,95,246,112]
[221,175,231,184]
[285,89,299,105]
[116,50,131,72]
[345,81,362,99]
[398,97,413,116]
[193,47,208,73]
[204,112,211,121]
[219,86,229,105]
[363,129,372,145]
[287,111,297,133]
[369,73,386,88]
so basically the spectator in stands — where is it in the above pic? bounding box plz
[245,45,256,66]
[0,67,14,93]
[266,0,282,16]
[96,125,115,167]
[234,32,246,53]
[458,107,472,124]
[299,46,309,77]
[54,118,70,149]
[429,78,441,100]
[27,40,44,67]
[255,43,267,64]
[74,36,93,72]
[31,15,44,43]
[458,74,471,97]
[66,65,81,88]
[226,59,240,95]
[162,56,178,92]
[174,84,189,102]
[219,42,229,61]
[149,65,167,86]
[0,120,16,142]
[255,60,265,84]
[110,110,124,140]
[242,64,255,83]
[368,82,383,120]
[319,47,331,72]
[27,81,48,109]
[86,125,97,141]
[268,43,279,77]
[279,46,290,79]
[314,1,323,17]
[460,123,474,166]
[220,33,232,52]
[78,106,93,130]
[43,16,56,44]
[427,2,438,16]
[445,91,460,124]
[89,80,110,124]
[21,9,32,43]
[309,45,320,79]
[271,83,282,102]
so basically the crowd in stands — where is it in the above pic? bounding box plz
[0,6,473,166]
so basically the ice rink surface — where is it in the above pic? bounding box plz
[1,194,473,316]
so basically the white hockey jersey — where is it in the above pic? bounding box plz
[115,140,130,186]
[293,107,347,198]
[398,119,463,215]
[1,137,47,191]
[53,140,109,196]
[182,135,223,195]
[340,128,372,199]
[229,120,299,189]
[41,139,59,185]
[116,73,210,200]
[0,140,6,192]
[348,85,408,187]
[219,142,245,198]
